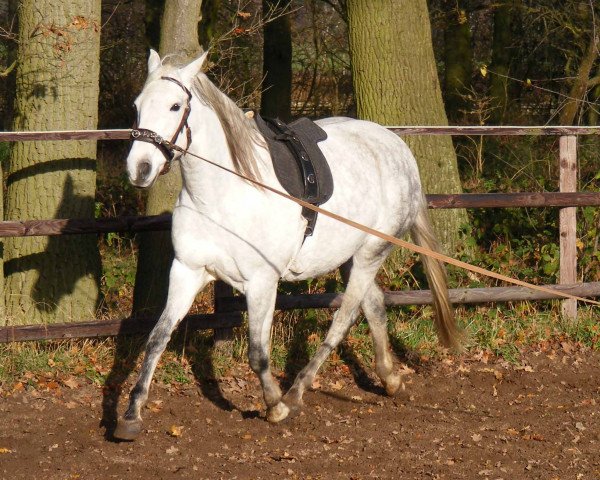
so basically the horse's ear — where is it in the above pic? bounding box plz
[180,51,209,81]
[148,49,161,74]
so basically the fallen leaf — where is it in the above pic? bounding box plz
[168,425,183,437]
[147,400,163,413]
[0,448,12,454]
[471,433,482,442]
[523,433,545,441]
[62,377,79,389]
[561,341,574,354]
[165,446,179,455]
[515,365,534,372]
[330,380,344,391]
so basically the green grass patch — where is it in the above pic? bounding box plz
[1,303,598,390]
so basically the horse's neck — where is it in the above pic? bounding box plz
[180,105,265,203]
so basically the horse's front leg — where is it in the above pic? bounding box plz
[114,260,212,440]
[245,276,288,423]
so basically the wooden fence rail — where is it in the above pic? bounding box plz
[1,192,599,238]
[0,126,598,342]
[0,125,597,142]
[4,282,599,343]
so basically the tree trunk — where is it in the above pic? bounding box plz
[559,33,599,126]
[132,0,203,316]
[260,0,292,121]
[347,0,468,253]
[199,0,221,48]
[4,0,102,325]
[442,0,473,123]
[100,0,148,130]
[489,0,516,124]
[587,66,600,125]
[0,0,15,314]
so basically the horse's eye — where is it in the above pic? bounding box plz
[170,103,181,112]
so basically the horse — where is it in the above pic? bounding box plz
[114,50,462,440]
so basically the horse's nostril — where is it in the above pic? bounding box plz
[138,161,152,180]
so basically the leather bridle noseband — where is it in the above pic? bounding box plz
[130,76,193,175]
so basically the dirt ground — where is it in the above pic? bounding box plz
[1,344,599,480]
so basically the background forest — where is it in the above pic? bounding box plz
[0,0,598,361]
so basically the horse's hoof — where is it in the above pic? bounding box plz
[383,373,402,396]
[266,402,290,423]
[113,418,143,441]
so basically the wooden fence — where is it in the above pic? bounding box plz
[0,126,599,342]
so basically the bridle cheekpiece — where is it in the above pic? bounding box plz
[130,76,193,175]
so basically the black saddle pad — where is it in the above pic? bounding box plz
[254,114,334,206]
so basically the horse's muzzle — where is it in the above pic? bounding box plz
[137,161,152,181]
[129,160,156,188]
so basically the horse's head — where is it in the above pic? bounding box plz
[127,50,208,188]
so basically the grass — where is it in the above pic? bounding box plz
[1,226,598,391]
[2,298,597,393]
[1,157,598,389]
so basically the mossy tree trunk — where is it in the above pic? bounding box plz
[347,0,468,253]
[4,0,102,325]
[132,0,204,316]
[0,0,13,316]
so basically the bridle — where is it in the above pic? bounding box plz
[130,76,193,175]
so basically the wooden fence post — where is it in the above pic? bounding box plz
[559,135,578,320]
[212,281,241,347]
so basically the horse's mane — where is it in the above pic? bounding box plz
[192,74,265,182]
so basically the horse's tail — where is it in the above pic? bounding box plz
[410,197,463,351]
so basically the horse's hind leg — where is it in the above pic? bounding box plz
[279,260,381,420]
[114,260,212,440]
[342,260,400,395]
[361,281,402,395]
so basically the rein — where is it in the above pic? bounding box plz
[129,124,600,309]
[131,76,193,175]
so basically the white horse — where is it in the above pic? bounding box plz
[114,50,462,440]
